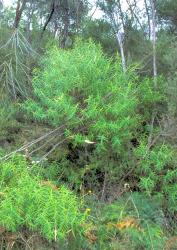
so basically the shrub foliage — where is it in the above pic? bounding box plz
[24,40,163,190]
[0,156,85,241]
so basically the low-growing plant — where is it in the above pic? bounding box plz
[0,156,86,243]
[134,142,177,215]
[83,192,167,250]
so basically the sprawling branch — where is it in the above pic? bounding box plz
[126,0,144,30]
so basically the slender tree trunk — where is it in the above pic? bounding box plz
[117,0,125,31]
[0,0,3,12]
[14,0,27,29]
[41,0,55,37]
[110,15,126,72]
[61,0,70,48]
[0,1,3,27]
[144,0,151,39]
[99,0,126,72]
[150,0,157,86]
[26,1,35,42]
[53,20,59,38]
[113,1,126,72]
[116,32,126,72]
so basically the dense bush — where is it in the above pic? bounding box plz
[21,40,177,246]
[135,142,177,214]
[0,156,86,242]
[23,40,164,191]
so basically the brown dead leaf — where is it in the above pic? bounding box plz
[39,180,59,191]
[115,217,141,231]
[85,230,97,244]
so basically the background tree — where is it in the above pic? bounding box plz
[14,0,27,29]
[98,0,127,72]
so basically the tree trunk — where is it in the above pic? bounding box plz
[116,32,126,73]
[144,0,151,39]
[117,0,125,31]
[26,0,35,42]
[150,0,157,86]
[60,0,70,48]
[41,0,55,37]
[14,0,27,29]
[110,12,126,72]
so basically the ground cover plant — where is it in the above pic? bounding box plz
[0,156,87,249]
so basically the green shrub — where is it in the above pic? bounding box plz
[23,40,163,191]
[0,156,86,241]
[135,142,177,214]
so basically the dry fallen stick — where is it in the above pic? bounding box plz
[0,124,66,161]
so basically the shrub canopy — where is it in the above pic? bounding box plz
[24,40,164,188]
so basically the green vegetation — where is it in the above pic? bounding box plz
[0,0,177,249]
[87,192,167,249]
[135,143,177,212]
[0,102,20,142]
[23,41,163,192]
[0,156,86,243]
